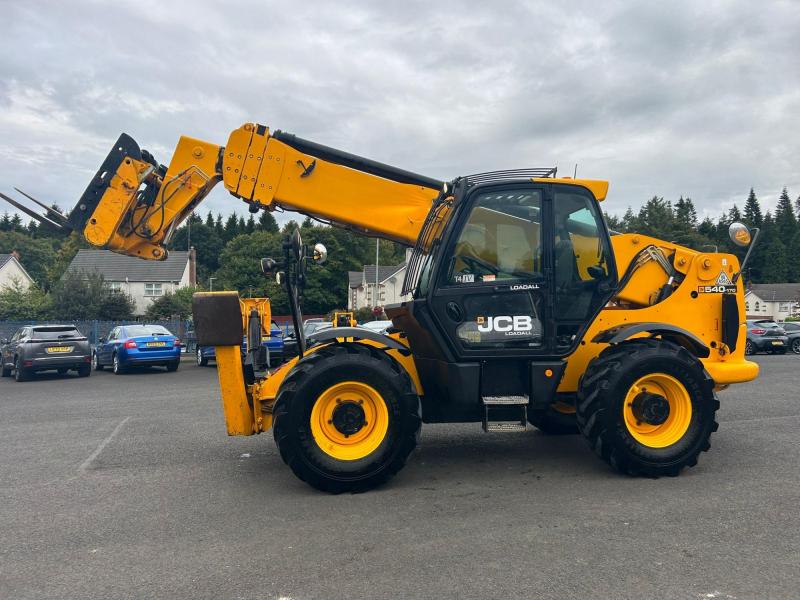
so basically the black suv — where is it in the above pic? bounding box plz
[745,320,789,355]
[1,325,92,382]
[781,321,800,354]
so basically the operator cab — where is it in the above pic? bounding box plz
[390,171,617,423]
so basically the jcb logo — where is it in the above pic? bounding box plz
[477,315,533,333]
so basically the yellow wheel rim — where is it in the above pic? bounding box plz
[623,373,692,448]
[310,381,390,461]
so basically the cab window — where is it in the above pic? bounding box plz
[449,190,543,284]
[552,189,614,346]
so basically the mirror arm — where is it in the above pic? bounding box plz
[733,227,760,284]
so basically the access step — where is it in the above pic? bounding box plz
[482,395,530,405]
[482,395,528,432]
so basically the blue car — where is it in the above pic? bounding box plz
[93,324,182,374]
[196,322,284,367]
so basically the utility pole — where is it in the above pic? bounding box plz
[374,238,379,312]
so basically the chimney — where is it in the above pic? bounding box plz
[11,250,20,261]
[188,247,197,286]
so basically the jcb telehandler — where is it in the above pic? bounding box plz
[5,122,759,492]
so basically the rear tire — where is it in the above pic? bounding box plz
[576,339,719,477]
[1,364,10,377]
[14,356,31,382]
[166,360,179,372]
[273,344,420,493]
[77,364,91,378]
[744,340,755,355]
[196,347,209,366]
[112,353,126,375]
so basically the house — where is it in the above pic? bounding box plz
[348,249,413,310]
[0,252,34,291]
[745,283,800,321]
[66,248,196,315]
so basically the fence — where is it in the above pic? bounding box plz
[0,320,190,346]
[0,318,298,351]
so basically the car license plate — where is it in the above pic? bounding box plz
[46,346,73,353]
[771,340,783,346]
[146,341,167,347]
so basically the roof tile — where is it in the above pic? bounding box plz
[66,249,189,282]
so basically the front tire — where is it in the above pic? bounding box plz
[166,360,179,372]
[1,363,10,377]
[93,352,103,371]
[273,344,420,493]
[576,339,719,477]
[744,340,755,355]
[529,398,579,434]
[792,339,800,355]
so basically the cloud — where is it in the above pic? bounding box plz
[1,0,798,224]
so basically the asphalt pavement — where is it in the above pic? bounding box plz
[1,355,798,600]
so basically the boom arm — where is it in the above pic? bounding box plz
[66,123,444,259]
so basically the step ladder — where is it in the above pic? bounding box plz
[482,395,528,432]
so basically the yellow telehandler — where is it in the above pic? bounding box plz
[4,122,760,492]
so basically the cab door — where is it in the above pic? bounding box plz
[101,327,118,363]
[428,184,553,360]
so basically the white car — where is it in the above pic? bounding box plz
[359,320,393,334]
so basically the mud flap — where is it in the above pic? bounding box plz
[193,292,254,435]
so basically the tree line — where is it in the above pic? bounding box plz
[605,188,800,283]
[0,205,407,319]
[1,186,798,320]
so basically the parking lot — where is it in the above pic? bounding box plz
[0,355,797,599]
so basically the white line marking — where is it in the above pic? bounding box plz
[78,416,130,474]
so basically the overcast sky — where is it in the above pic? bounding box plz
[2,0,799,227]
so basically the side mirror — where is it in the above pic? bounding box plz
[312,243,327,265]
[728,222,752,247]
[1,338,8,345]
[98,337,106,344]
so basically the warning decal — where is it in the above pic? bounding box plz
[716,270,733,286]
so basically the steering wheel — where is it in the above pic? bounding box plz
[458,254,499,276]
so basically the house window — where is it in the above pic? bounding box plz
[144,283,163,297]
[755,301,759,311]
[779,302,790,312]
[108,281,123,292]
[745,302,750,311]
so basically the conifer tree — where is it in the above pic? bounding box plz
[224,213,239,241]
[743,188,762,227]
[257,210,279,233]
[774,187,797,241]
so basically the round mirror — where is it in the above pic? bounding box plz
[728,222,752,247]
[312,242,327,265]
